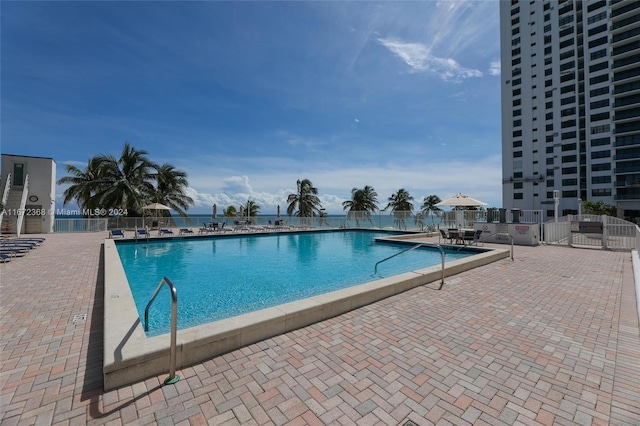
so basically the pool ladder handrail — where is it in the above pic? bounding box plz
[374,243,445,290]
[144,276,180,385]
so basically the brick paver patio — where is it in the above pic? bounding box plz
[1,232,639,425]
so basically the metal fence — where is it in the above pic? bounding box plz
[543,214,638,251]
[49,209,544,234]
[54,218,109,233]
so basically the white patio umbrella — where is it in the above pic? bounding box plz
[435,193,488,207]
[142,202,171,226]
[435,194,487,228]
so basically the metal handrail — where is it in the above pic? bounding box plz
[374,243,446,290]
[144,277,180,385]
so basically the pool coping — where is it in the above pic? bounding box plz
[103,234,510,391]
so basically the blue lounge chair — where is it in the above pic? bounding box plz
[0,253,10,263]
[135,228,150,240]
[109,229,125,238]
[179,228,194,235]
[159,228,173,236]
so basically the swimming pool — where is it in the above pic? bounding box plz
[103,230,509,390]
[116,230,474,335]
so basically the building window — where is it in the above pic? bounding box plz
[590,48,607,60]
[592,176,611,184]
[562,190,578,197]
[546,158,554,165]
[589,74,609,85]
[514,193,524,199]
[590,99,609,109]
[592,189,612,197]
[562,155,577,163]
[590,86,609,97]
[588,36,608,49]
[591,125,610,134]
[591,137,610,147]
[514,182,523,189]
[592,150,611,159]
[592,162,611,171]
[514,151,523,158]
[590,112,610,121]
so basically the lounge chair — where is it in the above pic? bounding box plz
[159,228,173,236]
[179,228,194,235]
[135,228,150,240]
[0,253,10,263]
[109,229,125,238]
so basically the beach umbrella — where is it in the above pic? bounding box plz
[277,205,280,218]
[213,204,217,219]
[142,202,171,225]
[435,194,487,228]
[435,193,487,207]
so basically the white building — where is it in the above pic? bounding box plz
[1,154,56,234]
[500,0,640,221]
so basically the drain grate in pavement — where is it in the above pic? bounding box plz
[72,313,87,324]
[402,421,419,426]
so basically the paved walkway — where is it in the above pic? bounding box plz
[1,232,639,425]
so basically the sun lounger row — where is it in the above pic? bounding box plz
[0,237,45,263]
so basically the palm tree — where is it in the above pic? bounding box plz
[152,163,194,218]
[57,142,194,218]
[342,186,379,226]
[384,188,414,230]
[92,142,156,216]
[245,200,260,218]
[421,194,442,229]
[224,206,237,217]
[58,157,105,213]
[286,179,322,224]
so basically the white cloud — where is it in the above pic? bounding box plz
[488,60,501,76]
[377,37,482,82]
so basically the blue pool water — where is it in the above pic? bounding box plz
[116,230,475,335]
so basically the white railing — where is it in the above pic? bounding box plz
[53,218,109,233]
[543,214,639,251]
[15,175,29,238]
[0,173,11,227]
[50,209,546,234]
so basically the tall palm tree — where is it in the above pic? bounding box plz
[421,194,442,228]
[58,157,105,212]
[287,179,322,223]
[93,142,156,215]
[342,186,379,226]
[57,142,194,218]
[152,163,193,218]
[224,206,237,217]
[384,188,414,230]
[245,200,260,217]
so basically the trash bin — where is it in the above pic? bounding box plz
[499,208,507,223]
[511,209,521,223]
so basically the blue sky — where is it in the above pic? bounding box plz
[1,1,502,215]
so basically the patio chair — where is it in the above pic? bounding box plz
[462,229,476,244]
[469,229,483,246]
[159,228,173,236]
[179,228,194,236]
[0,253,11,263]
[439,229,453,244]
[109,229,125,238]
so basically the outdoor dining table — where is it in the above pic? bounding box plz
[449,229,475,244]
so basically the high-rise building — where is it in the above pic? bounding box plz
[500,0,640,221]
